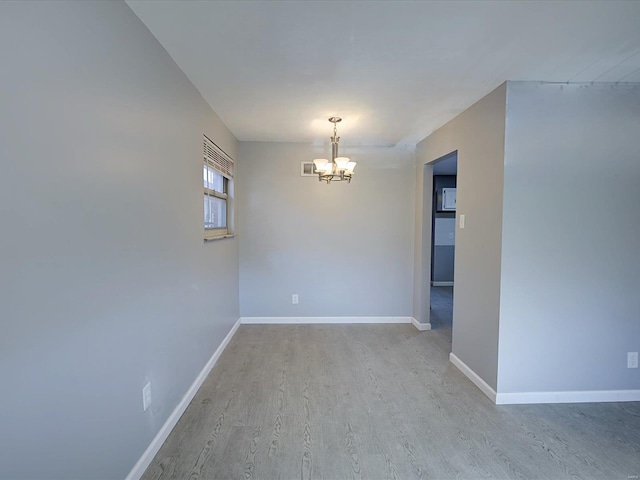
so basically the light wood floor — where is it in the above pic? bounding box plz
[142,322,640,479]
[430,286,453,331]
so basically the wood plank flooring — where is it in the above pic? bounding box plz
[141,323,640,479]
[430,286,453,330]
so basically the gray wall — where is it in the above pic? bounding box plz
[414,84,507,390]
[238,142,415,318]
[0,2,239,479]
[497,82,640,393]
[412,164,434,325]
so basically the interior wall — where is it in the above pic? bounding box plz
[498,82,640,393]
[412,164,433,325]
[414,83,507,390]
[238,142,415,318]
[0,2,239,479]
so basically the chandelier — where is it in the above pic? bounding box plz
[313,117,356,183]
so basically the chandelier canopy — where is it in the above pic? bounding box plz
[313,117,356,184]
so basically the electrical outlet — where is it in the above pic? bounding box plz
[292,294,299,305]
[628,352,638,369]
[142,382,152,411]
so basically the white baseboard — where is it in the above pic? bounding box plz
[125,318,242,480]
[411,317,431,331]
[449,353,497,403]
[432,281,454,287]
[449,351,640,405]
[495,389,640,405]
[240,316,413,325]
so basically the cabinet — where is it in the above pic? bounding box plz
[441,187,456,211]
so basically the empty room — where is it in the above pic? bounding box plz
[1,1,639,479]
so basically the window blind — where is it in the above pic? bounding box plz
[204,135,234,178]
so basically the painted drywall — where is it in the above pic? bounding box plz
[238,142,415,318]
[497,82,640,393]
[412,164,433,326]
[414,84,506,390]
[0,2,238,479]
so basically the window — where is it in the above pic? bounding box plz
[203,135,234,239]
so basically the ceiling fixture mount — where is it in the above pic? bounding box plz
[313,117,356,184]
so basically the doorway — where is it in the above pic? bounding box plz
[428,152,457,336]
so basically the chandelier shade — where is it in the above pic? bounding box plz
[313,117,356,183]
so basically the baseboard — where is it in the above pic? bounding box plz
[240,316,413,325]
[449,351,640,405]
[495,389,640,405]
[449,353,497,403]
[411,317,431,331]
[125,318,242,480]
[432,281,454,287]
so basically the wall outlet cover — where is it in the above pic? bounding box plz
[628,352,638,369]
[292,294,299,305]
[143,382,152,411]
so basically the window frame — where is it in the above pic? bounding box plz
[203,135,234,240]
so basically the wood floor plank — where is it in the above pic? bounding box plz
[141,323,640,480]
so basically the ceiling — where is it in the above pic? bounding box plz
[127,0,640,147]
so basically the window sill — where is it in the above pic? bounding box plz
[204,233,236,242]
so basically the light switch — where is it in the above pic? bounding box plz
[459,214,465,229]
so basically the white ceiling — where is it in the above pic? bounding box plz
[127,0,640,147]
